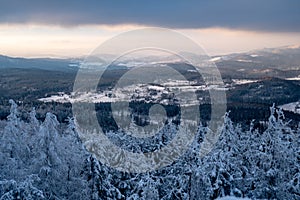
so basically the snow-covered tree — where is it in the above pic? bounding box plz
[0,101,299,199]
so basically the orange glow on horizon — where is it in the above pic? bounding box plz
[0,24,299,58]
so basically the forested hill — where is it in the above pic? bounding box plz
[0,100,299,199]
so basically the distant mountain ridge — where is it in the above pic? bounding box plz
[0,44,299,73]
[0,54,80,72]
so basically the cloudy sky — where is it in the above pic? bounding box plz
[0,0,300,57]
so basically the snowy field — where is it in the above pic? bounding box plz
[279,101,300,114]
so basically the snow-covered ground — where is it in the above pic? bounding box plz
[210,56,222,62]
[279,101,300,114]
[39,81,227,105]
[237,59,253,63]
[286,76,300,81]
[232,79,258,85]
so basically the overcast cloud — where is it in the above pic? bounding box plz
[0,0,299,32]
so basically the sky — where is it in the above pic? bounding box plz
[0,0,299,58]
